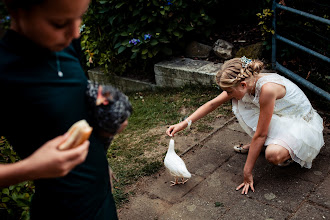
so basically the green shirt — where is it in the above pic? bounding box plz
[0,30,118,220]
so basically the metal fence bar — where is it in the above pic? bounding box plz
[275,2,330,25]
[276,62,330,101]
[276,35,330,63]
[272,1,277,69]
[272,0,330,101]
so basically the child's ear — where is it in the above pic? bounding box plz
[240,81,247,88]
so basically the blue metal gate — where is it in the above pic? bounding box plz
[272,0,330,101]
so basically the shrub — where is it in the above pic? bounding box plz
[81,0,217,78]
[0,137,34,220]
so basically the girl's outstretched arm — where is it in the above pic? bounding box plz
[166,91,231,136]
[0,135,90,188]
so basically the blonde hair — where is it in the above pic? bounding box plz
[215,58,264,89]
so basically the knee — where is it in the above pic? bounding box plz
[265,149,284,165]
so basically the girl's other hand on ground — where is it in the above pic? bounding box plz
[26,135,90,180]
[236,171,255,195]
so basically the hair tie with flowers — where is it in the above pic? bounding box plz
[240,56,252,68]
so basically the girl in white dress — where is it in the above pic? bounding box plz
[166,57,324,195]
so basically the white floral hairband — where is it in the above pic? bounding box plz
[240,56,252,68]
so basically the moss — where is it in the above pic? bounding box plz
[235,42,264,59]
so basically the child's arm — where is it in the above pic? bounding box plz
[237,83,279,194]
[166,91,231,136]
[0,135,89,188]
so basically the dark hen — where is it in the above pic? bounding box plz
[86,81,132,148]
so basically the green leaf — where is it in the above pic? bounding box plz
[16,198,31,207]
[150,39,158,46]
[214,202,224,207]
[173,31,180,37]
[114,42,122,49]
[108,16,116,25]
[133,10,140,16]
[130,52,137,59]
[159,38,170,43]
[120,32,129,36]
[160,10,165,16]
[115,2,125,9]
[12,192,18,201]
[152,0,159,6]
[185,26,194,31]
[99,8,109,13]
[118,46,126,54]
[132,47,140,53]
[2,197,10,203]
[10,155,16,163]
[99,1,107,4]
[141,49,148,55]
[2,188,9,195]
[141,15,148,21]
[152,48,159,56]
[122,40,130,46]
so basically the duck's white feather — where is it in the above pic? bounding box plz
[164,139,191,178]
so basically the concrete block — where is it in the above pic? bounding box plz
[88,67,157,93]
[249,174,316,213]
[118,193,171,220]
[147,171,204,203]
[158,194,226,220]
[190,167,290,220]
[154,58,222,88]
[290,202,330,220]
[309,174,330,208]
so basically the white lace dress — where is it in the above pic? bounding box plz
[232,73,324,168]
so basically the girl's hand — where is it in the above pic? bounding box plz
[166,122,187,137]
[236,171,255,195]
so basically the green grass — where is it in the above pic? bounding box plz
[108,85,233,206]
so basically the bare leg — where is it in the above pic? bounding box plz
[265,144,291,165]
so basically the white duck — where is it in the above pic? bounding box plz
[164,138,191,186]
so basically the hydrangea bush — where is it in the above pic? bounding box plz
[81,0,217,76]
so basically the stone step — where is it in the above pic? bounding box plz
[88,67,157,93]
[154,57,222,88]
[88,58,223,93]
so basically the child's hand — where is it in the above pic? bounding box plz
[26,135,90,179]
[166,122,187,137]
[236,171,255,195]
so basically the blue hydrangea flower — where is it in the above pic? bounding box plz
[0,16,10,23]
[167,0,173,5]
[129,38,141,45]
[144,34,152,40]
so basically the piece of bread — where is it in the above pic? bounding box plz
[58,120,93,150]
